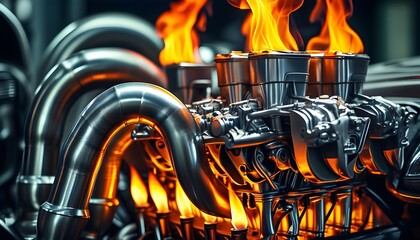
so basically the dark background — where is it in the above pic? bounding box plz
[2,0,420,65]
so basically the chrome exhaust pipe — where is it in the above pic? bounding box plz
[15,48,167,238]
[0,4,33,232]
[37,12,163,84]
[37,82,230,239]
[0,63,32,188]
[0,3,32,78]
[82,127,133,239]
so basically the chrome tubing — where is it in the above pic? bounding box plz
[37,82,230,239]
[248,51,310,109]
[0,3,33,191]
[37,12,163,84]
[0,3,31,77]
[15,48,167,238]
[0,63,32,187]
[82,127,133,239]
[214,51,250,105]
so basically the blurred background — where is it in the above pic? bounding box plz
[1,0,419,68]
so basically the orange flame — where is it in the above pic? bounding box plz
[130,166,149,207]
[156,0,207,66]
[175,181,193,218]
[241,0,303,51]
[226,0,250,9]
[148,172,169,213]
[307,0,364,53]
[202,211,217,224]
[228,184,248,230]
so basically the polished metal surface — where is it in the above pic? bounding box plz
[37,82,230,239]
[214,51,251,104]
[180,218,194,240]
[306,195,326,237]
[248,51,310,109]
[0,1,418,239]
[290,97,370,183]
[364,56,420,98]
[355,96,415,175]
[0,3,31,76]
[37,202,89,240]
[0,63,31,187]
[165,63,217,104]
[307,52,370,101]
[37,12,163,83]
[155,212,171,240]
[81,128,133,238]
[15,48,167,237]
[387,141,420,203]
[190,75,389,238]
[0,4,33,219]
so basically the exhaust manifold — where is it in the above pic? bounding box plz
[37,82,230,239]
[35,51,419,239]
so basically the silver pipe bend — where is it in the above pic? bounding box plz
[15,47,167,237]
[37,82,230,239]
[82,126,133,239]
[0,3,31,77]
[37,12,163,84]
[0,63,32,187]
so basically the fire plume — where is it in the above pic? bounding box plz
[202,211,217,224]
[175,181,193,218]
[228,184,248,230]
[130,166,149,207]
[241,0,303,52]
[307,0,364,53]
[148,172,169,213]
[156,0,207,66]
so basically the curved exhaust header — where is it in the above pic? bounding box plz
[37,82,230,239]
[37,12,163,84]
[15,48,167,237]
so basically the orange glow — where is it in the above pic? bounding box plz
[227,0,250,9]
[301,208,314,230]
[130,166,149,207]
[228,185,248,230]
[366,205,374,229]
[307,0,364,53]
[148,172,169,213]
[191,201,201,217]
[156,0,207,66]
[95,119,150,197]
[242,0,303,51]
[175,181,193,218]
[334,204,342,225]
[250,202,262,232]
[202,211,217,224]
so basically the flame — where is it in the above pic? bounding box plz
[301,208,314,230]
[130,166,149,207]
[307,0,364,53]
[226,0,250,9]
[202,211,217,224]
[148,172,169,213]
[228,184,248,230]
[334,203,342,226]
[175,181,193,218]
[241,0,303,51]
[156,0,207,66]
